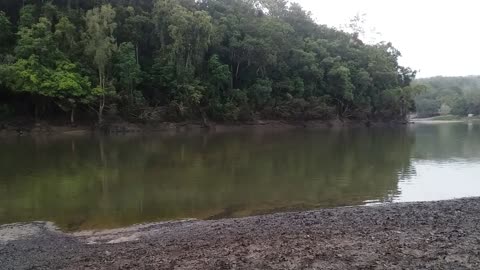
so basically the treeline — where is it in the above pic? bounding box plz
[0,0,418,125]
[414,76,480,118]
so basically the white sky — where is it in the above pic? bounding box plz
[293,0,480,78]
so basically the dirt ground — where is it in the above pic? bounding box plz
[2,198,480,270]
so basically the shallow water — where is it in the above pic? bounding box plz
[1,122,479,231]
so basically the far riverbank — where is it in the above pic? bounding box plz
[1,197,480,269]
[0,118,409,137]
[412,114,480,123]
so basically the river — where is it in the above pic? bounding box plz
[1,122,479,231]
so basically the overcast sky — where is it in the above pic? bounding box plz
[294,0,480,78]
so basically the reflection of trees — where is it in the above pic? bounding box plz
[413,123,480,161]
[0,128,414,230]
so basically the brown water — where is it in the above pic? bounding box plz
[1,122,480,231]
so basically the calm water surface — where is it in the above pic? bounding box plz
[1,122,480,231]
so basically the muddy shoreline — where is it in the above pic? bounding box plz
[0,119,408,137]
[2,198,480,269]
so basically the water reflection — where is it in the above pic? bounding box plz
[394,122,480,203]
[412,122,480,161]
[0,123,478,231]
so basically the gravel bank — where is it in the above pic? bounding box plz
[2,198,480,269]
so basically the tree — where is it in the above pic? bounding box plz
[414,76,480,117]
[249,78,272,110]
[10,16,60,119]
[54,16,77,56]
[47,62,92,125]
[439,103,452,115]
[114,42,142,104]
[0,11,14,55]
[18,4,36,29]
[84,4,117,124]
[167,5,213,79]
[1,0,419,123]
[327,65,354,117]
[15,17,60,65]
[380,85,424,120]
[416,99,440,117]
[7,13,96,124]
[208,54,230,91]
[116,6,152,64]
[464,89,480,115]
[8,56,91,124]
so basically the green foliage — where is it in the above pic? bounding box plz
[9,55,51,95]
[208,55,230,89]
[0,11,14,54]
[54,17,77,55]
[175,80,205,109]
[249,79,272,109]
[9,56,90,101]
[84,4,117,82]
[379,85,423,120]
[48,62,91,100]
[0,0,417,123]
[18,4,37,28]
[15,17,60,64]
[114,42,142,103]
[416,98,440,117]
[6,13,92,123]
[327,66,354,103]
[84,4,117,123]
[414,76,480,117]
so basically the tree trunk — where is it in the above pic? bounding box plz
[236,62,240,80]
[70,107,75,125]
[229,65,234,90]
[98,69,105,125]
[98,107,104,124]
[98,96,105,125]
[135,43,139,64]
[185,51,191,70]
[201,109,209,128]
[34,104,38,123]
[159,28,165,48]
[130,87,134,105]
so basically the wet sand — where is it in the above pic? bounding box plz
[2,198,480,269]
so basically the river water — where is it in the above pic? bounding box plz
[1,122,479,231]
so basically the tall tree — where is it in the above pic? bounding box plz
[84,4,117,124]
[54,16,77,56]
[114,42,142,104]
[7,15,91,124]
[0,11,14,55]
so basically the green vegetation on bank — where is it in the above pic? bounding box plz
[414,76,480,118]
[0,0,419,125]
[416,115,464,121]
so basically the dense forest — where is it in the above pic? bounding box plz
[414,76,480,118]
[0,0,419,126]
